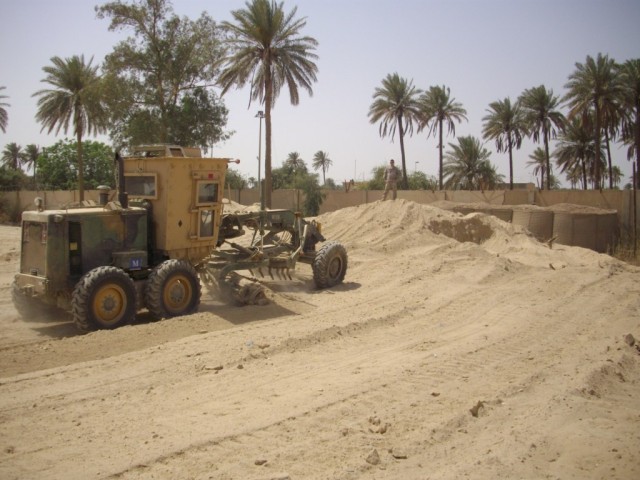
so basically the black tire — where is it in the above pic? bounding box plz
[71,266,137,332]
[312,241,348,289]
[145,259,201,319]
[11,281,56,321]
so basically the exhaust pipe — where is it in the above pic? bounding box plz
[115,152,129,209]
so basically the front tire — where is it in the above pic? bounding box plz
[312,241,348,289]
[72,266,137,332]
[145,260,201,319]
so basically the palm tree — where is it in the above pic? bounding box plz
[526,147,547,189]
[218,0,319,209]
[481,98,526,190]
[312,150,332,185]
[565,165,583,189]
[368,73,422,189]
[0,86,9,133]
[619,59,640,188]
[1,142,23,170]
[33,55,108,201]
[443,135,502,190]
[555,117,604,190]
[564,53,624,190]
[418,85,467,190]
[609,165,623,189]
[519,85,566,190]
[285,151,305,170]
[601,104,624,189]
[22,144,40,183]
[285,151,305,187]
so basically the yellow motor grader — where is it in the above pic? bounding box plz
[12,145,348,331]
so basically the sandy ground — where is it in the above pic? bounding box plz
[0,199,639,480]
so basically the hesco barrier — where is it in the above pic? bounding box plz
[488,205,514,223]
[453,203,618,253]
[511,206,554,242]
[550,205,618,253]
[445,202,619,252]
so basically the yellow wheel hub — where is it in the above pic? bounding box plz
[93,284,127,325]
[163,275,192,313]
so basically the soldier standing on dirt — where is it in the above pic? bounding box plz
[382,159,401,201]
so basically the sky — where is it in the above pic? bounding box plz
[1,0,640,188]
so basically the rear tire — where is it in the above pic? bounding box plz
[145,260,201,319]
[72,266,137,332]
[312,241,348,289]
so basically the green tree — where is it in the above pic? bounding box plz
[443,136,503,190]
[368,73,422,189]
[97,0,229,151]
[312,150,332,185]
[271,154,307,190]
[619,59,640,188]
[526,147,547,189]
[285,151,305,171]
[600,92,625,190]
[418,85,467,190]
[1,142,23,170]
[481,97,525,190]
[407,171,438,190]
[299,173,325,216]
[0,142,27,206]
[519,85,566,190]
[0,166,27,193]
[609,165,623,189]
[22,144,41,184]
[270,166,289,190]
[246,176,258,189]
[225,168,247,190]
[554,117,604,190]
[564,53,624,189]
[284,152,307,188]
[33,54,108,201]
[0,86,9,133]
[171,88,230,151]
[365,163,436,191]
[37,139,115,191]
[218,0,319,209]
[366,164,386,190]
[323,178,338,190]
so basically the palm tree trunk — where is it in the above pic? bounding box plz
[594,102,602,191]
[397,114,408,189]
[264,69,273,208]
[539,169,543,190]
[605,129,613,189]
[507,135,513,190]
[635,100,640,189]
[581,159,587,190]
[544,131,551,191]
[438,118,444,190]
[76,130,84,202]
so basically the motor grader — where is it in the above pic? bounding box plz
[12,145,348,331]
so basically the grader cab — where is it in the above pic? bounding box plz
[12,145,348,331]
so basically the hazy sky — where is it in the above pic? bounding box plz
[1,0,639,187]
